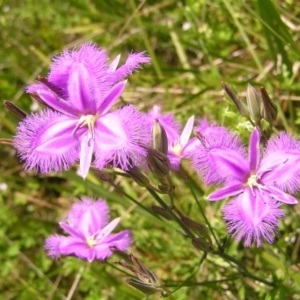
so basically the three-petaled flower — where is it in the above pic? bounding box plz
[14,43,151,178]
[191,120,299,246]
[45,198,131,262]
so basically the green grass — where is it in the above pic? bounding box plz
[1,0,300,299]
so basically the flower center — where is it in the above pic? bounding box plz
[170,141,182,156]
[73,114,98,140]
[86,236,98,248]
[246,173,264,196]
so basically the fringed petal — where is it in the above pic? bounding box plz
[94,105,151,170]
[260,132,300,193]
[14,110,82,173]
[223,189,285,247]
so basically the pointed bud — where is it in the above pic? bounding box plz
[222,82,249,118]
[157,176,174,194]
[152,120,168,155]
[151,205,173,220]
[127,167,151,187]
[192,238,213,252]
[146,148,171,178]
[37,75,64,98]
[93,169,111,182]
[246,83,261,123]
[125,278,159,295]
[4,100,27,120]
[181,216,209,238]
[260,87,277,124]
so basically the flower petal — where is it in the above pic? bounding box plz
[180,115,195,147]
[223,189,285,247]
[27,84,80,117]
[96,218,120,240]
[207,184,244,201]
[14,110,83,173]
[94,106,150,170]
[108,52,150,85]
[79,133,94,179]
[249,129,260,172]
[260,132,300,193]
[191,120,248,185]
[266,186,298,204]
[97,80,127,114]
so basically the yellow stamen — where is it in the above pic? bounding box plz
[73,114,98,139]
[86,236,97,248]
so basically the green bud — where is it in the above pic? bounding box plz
[151,205,173,220]
[152,120,168,155]
[260,87,278,124]
[222,82,249,118]
[4,100,27,120]
[127,167,150,187]
[157,176,174,194]
[246,83,261,123]
[125,278,158,295]
[181,216,209,238]
[192,238,213,252]
[147,148,171,178]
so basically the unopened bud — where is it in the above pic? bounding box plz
[246,83,261,123]
[4,100,27,120]
[222,82,249,118]
[93,169,111,182]
[125,278,158,295]
[192,238,213,252]
[147,148,171,178]
[260,87,277,124]
[151,205,173,220]
[152,120,168,155]
[181,216,209,238]
[157,176,174,194]
[127,167,150,187]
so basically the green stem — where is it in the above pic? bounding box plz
[147,188,194,239]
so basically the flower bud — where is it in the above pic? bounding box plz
[127,166,151,187]
[260,87,277,124]
[125,278,159,295]
[151,205,173,220]
[246,83,261,123]
[4,100,27,120]
[152,120,168,155]
[192,238,213,252]
[181,216,209,238]
[157,176,174,194]
[222,82,249,118]
[146,148,171,178]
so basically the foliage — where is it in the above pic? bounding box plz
[1,0,300,299]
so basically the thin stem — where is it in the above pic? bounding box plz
[187,180,221,249]
[147,188,195,239]
[213,251,275,287]
[171,253,207,293]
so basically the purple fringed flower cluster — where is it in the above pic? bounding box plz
[190,120,299,246]
[12,43,299,250]
[45,198,131,262]
[14,43,151,179]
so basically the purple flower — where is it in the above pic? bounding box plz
[45,198,131,262]
[191,120,299,246]
[14,43,151,178]
[147,105,181,142]
[167,115,199,170]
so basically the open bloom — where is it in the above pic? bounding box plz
[14,43,151,178]
[45,198,131,262]
[168,115,199,170]
[191,120,299,246]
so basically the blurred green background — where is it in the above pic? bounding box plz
[1,0,300,299]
